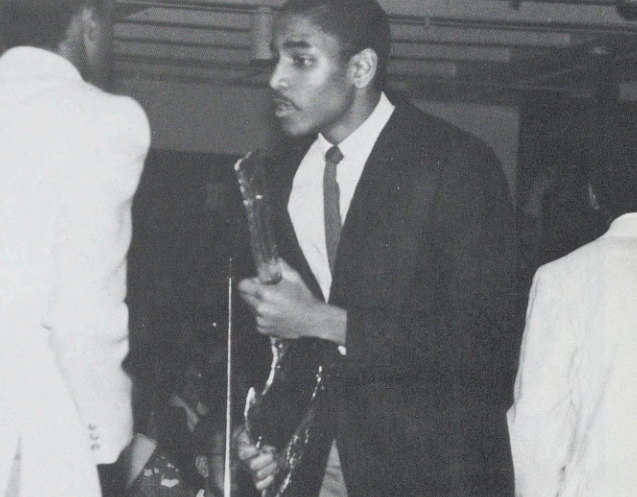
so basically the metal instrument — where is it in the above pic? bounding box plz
[234,150,327,497]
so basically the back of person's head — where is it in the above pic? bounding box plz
[0,0,109,50]
[589,119,637,222]
[278,0,391,90]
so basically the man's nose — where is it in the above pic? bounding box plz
[269,62,287,91]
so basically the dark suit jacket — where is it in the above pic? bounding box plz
[267,97,519,496]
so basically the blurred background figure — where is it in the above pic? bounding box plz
[153,354,225,495]
[0,0,150,496]
[508,119,637,496]
[125,346,249,497]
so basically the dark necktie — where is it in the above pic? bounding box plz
[324,146,344,273]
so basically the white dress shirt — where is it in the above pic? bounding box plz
[288,93,395,302]
[508,212,637,497]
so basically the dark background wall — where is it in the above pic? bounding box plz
[125,149,269,432]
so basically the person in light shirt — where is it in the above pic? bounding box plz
[508,122,637,497]
[0,1,150,495]
[235,0,519,495]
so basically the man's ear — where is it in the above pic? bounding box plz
[348,48,378,89]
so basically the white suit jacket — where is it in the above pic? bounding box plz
[0,47,150,497]
[508,212,637,497]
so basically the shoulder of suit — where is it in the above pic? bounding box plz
[536,235,604,282]
[381,99,513,205]
[381,99,499,180]
[58,79,151,150]
[389,99,488,152]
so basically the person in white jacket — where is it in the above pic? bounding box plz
[508,123,637,497]
[0,1,151,496]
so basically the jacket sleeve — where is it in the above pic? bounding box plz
[43,94,151,463]
[507,266,577,497]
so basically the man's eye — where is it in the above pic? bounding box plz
[292,55,313,68]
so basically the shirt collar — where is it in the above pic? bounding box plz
[317,92,395,159]
[0,46,83,82]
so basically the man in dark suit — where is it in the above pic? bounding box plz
[236,0,519,495]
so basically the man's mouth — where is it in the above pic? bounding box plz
[273,96,298,117]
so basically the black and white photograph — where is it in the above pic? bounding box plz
[2,1,637,496]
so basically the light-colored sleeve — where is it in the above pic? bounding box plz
[507,266,578,497]
[43,93,151,464]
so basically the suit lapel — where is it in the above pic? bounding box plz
[330,104,423,302]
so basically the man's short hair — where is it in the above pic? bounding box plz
[278,0,391,90]
[0,0,109,50]
[590,118,637,221]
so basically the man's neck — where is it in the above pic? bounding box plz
[322,90,382,145]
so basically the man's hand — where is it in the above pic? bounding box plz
[238,259,347,345]
[234,427,278,492]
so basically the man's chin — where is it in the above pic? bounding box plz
[278,119,315,138]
